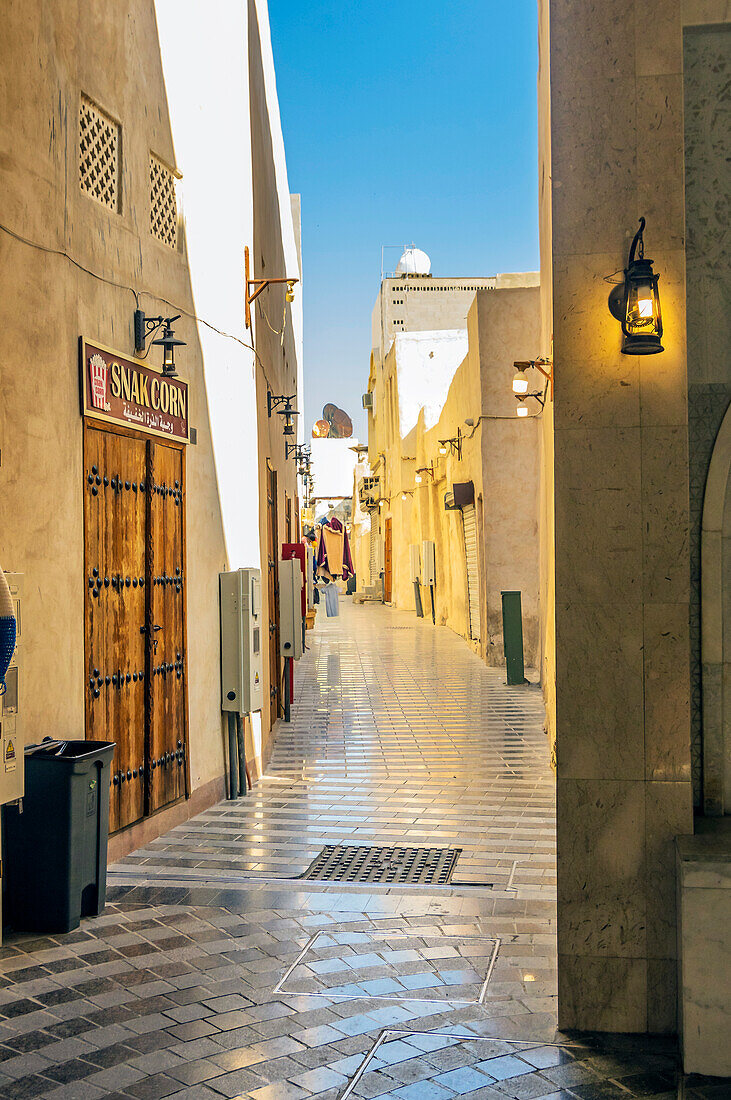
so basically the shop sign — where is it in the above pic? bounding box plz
[80,339,189,444]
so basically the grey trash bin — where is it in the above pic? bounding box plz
[4,739,115,933]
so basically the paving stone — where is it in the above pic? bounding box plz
[0,607,685,1100]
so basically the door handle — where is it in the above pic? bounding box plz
[141,623,162,653]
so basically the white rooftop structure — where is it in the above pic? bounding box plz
[395,246,431,276]
[311,437,360,499]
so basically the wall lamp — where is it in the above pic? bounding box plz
[415,464,435,485]
[286,442,310,463]
[296,454,311,479]
[268,392,298,436]
[438,427,462,460]
[513,357,553,400]
[513,357,553,417]
[245,246,299,330]
[607,217,663,354]
[134,310,186,377]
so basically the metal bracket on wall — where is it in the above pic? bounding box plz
[244,245,299,329]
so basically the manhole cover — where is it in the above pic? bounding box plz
[299,844,462,885]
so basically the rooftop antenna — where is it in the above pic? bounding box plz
[381,244,407,282]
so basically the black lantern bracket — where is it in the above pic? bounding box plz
[607,217,664,355]
[438,427,462,460]
[285,442,310,462]
[268,392,298,437]
[516,390,545,410]
[415,463,435,484]
[267,392,297,418]
[245,245,299,330]
[133,310,186,377]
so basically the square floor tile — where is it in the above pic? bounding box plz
[275,930,499,1004]
[338,1032,682,1100]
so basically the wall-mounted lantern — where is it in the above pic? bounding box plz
[134,310,186,378]
[512,370,529,396]
[607,217,663,355]
[268,392,298,436]
[438,427,462,460]
[286,442,310,467]
[415,463,435,485]
[245,246,298,330]
[512,357,553,417]
[296,450,311,479]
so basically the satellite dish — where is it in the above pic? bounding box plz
[312,419,330,438]
[323,403,353,439]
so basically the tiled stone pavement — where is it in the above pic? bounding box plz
[0,605,723,1097]
[113,604,554,893]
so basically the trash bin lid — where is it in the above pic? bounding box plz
[25,739,116,759]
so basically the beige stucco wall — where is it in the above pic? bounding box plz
[249,0,301,771]
[0,1,230,796]
[537,0,557,757]
[473,288,541,667]
[361,285,542,670]
[543,0,694,1034]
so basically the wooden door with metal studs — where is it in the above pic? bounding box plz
[84,425,148,832]
[148,441,187,813]
[267,466,281,728]
[84,422,189,832]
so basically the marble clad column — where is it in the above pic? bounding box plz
[549,0,693,1032]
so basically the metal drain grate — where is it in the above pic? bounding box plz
[300,844,462,885]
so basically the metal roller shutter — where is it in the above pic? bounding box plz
[369,521,379,586]
[462,504,481,641]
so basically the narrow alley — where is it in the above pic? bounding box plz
[0,606,686,1100]
[115,602,554,892]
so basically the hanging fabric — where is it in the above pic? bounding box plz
[317,516,354,580]
[322,581,339,617]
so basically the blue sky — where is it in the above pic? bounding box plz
[268,1,539,440]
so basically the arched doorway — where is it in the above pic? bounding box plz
[701,402,731,816]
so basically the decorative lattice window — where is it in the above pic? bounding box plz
[149,155,178,248]
[79,96,120,211]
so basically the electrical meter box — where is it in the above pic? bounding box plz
[219,568,263,715]
[279,558,303,660]
[409,545,421,583]
[305,546,314,609]
[422,541,436,586]
[0,573,23,805]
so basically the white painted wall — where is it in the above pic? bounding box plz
[154,0,301,567]
[311,438,359,499]
[394,330,469,435]
[251,0,303,440]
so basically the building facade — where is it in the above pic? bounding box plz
[538,0,730,1060]
[361,255,542,667]
[0,0,301,855]
[249,0,303,754]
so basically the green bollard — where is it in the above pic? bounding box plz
[501,590,528,686]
